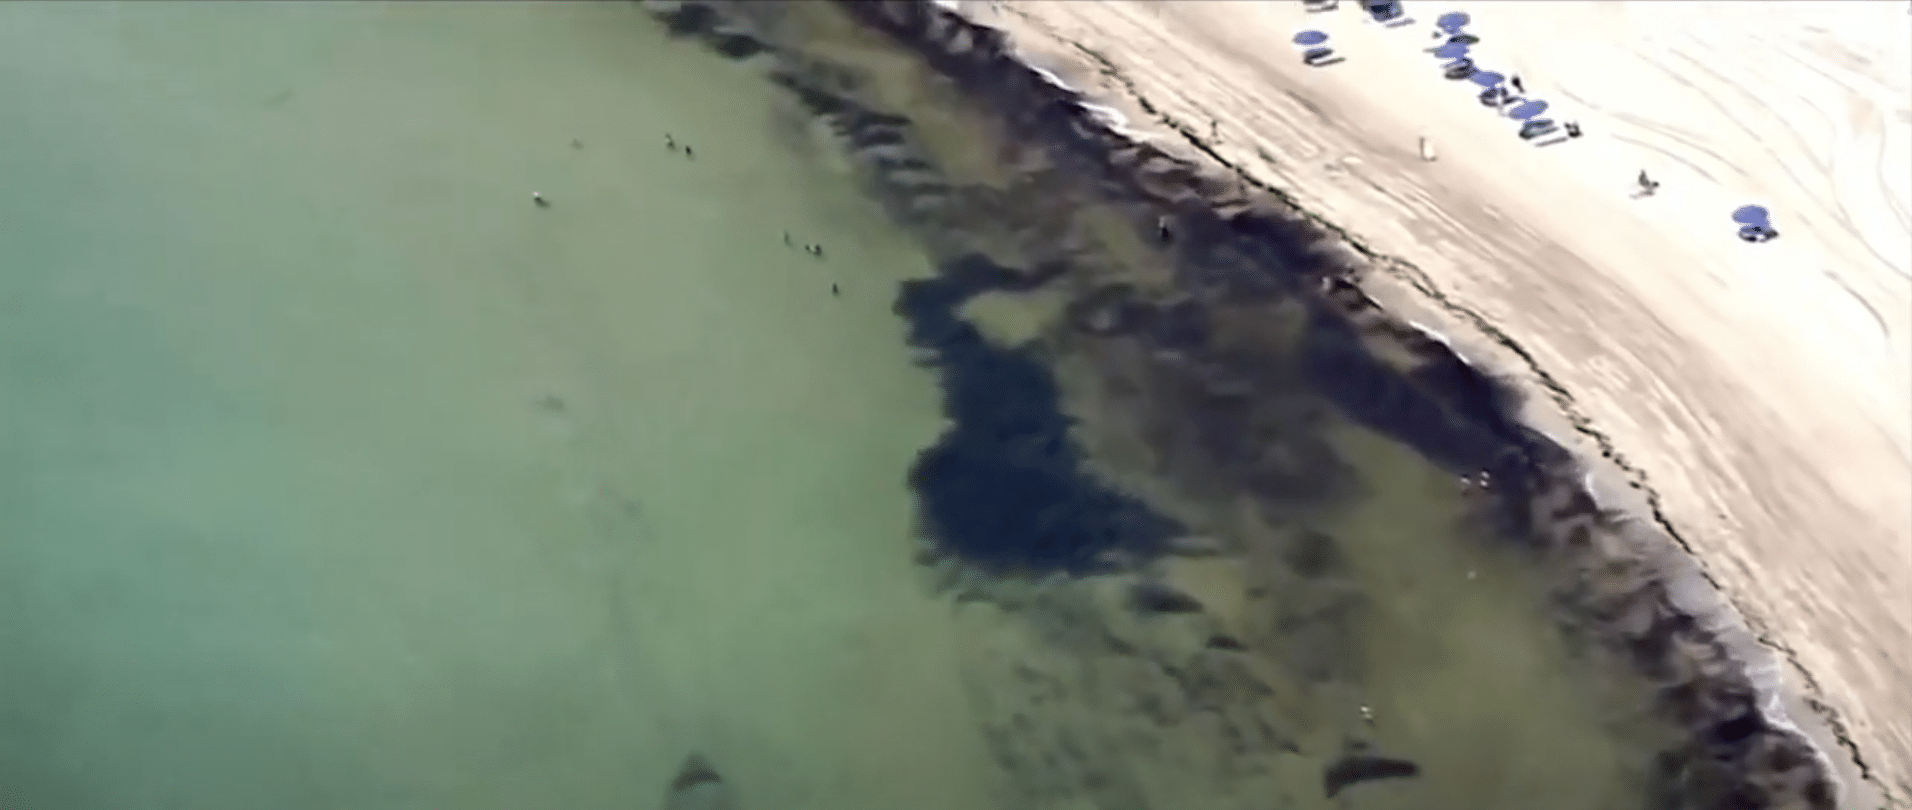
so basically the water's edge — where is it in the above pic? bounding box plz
[645,1,1850,807]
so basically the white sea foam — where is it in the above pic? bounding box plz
[1030,64,1072,90]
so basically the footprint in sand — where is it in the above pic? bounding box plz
[663,754,737,810]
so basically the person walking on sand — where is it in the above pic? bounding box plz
[1636,170,1660,196]
[1510,74,1525,94]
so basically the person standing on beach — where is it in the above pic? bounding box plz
[1510,74,1525,94]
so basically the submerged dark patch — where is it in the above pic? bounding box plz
[1298,305,1506,475]
[1323,754,1421,797]
[654,3,719,38]
[709,32,769,61]
[835,0,1556,507]
[899,253,1181,575]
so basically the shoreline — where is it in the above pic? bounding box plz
[928,1,1906,806]
[646,0,1895,806]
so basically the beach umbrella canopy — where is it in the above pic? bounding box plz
[1519,118,1557,139]
[1507,99,1549,120]
[1433,41,1471,59]
[1469,70,1506,87]
[1294,30,1330,46]
[1437,11,1471,33]
[1731,205,1772,227]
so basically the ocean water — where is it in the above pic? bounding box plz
[0,3,1672,809]
[1,3,998,809]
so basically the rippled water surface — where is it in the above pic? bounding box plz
[0,3,1669,809]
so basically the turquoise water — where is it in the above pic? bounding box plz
[1,3,1002,808]
[0,3,1679,809]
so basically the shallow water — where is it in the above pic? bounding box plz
[1,4,998,809]
[1,3,1672,809]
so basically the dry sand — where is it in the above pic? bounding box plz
[950,0,1912,805]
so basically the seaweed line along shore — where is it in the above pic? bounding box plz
[643,1,1901,808]
[931,0,1910,806]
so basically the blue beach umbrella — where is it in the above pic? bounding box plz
[1436,11,1471,33]
[1294,30,1330,46]
[1731,205,1772,228]
[1469,70,1506,88]
[1507,99,1549,120]
[1433,41,1471,59]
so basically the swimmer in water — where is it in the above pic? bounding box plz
[532,192,549,208]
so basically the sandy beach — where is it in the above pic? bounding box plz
[948,0,1912,804]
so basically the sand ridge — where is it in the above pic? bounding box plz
[940,1,1909,805]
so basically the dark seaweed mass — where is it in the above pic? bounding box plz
[833,0,1557,530]
[1323,754,1421,798]
[899,254,1182,575]
[1297,305,1509,475]
[652,2,771,61]
[1295,300,1540,538]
